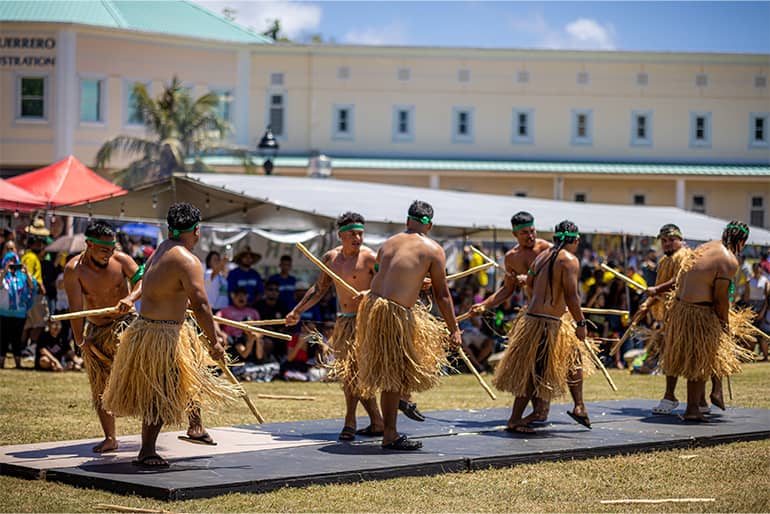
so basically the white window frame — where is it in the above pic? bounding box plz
[209,85,235,124]
[511,108,534,145]
[689,111,712,148]
[123,78,151,129]
[691,193,707,214]
[451,107,474,144]
[265,88,287,140]
[749,112,769,148]
[78,74,107,126]
[14,71,49,124]
[571,109,593,146]
[630,110,653,147]
[749,195,766,228]
[332,104,354,141]
[392,105,415,143]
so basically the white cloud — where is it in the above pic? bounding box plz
[194,1,322,39]
[508,12,616,51]
[343,22,409,46]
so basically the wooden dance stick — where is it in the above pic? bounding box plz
[257,394,316,401]
[470,245,500,269]
[446,262,495,282]
[242,318,286,327]
[447,309,497,400]
[211,315,292,341]
[296,242,360,297]
[727,375,733,401]
[611,299,654,356]
[600,498,715,505]
[582,307,629,316]
[95,504,178,514]
[51,306,121,321]
[600,264,647,292]
[585,338,618,392]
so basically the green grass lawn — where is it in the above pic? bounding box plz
[1,362,769,512]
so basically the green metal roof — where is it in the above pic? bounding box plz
[197,155,770,177]
[0,0,272,44]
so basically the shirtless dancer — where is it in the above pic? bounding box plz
[287,212,385,440]
[491,220,587,433]
[356,200,462,450]
[63,220,141,453]
[474,212,589,427]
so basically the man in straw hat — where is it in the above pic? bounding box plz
[103,203,237,467]
[355,200,462,450]
[228,246,263,305]
[492,220,588,434]
[474,212,593,429]
[62,219,142,453]
[661,221,751,422]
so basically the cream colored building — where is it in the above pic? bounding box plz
[1,1,769,225]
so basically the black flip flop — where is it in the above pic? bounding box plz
[382,434,422,451]
[355,425,384,437]
[398,400,426,422]
[178,432,217,446]
[338,426,357,441]
[132,454,170,468]
[567,410,592,429]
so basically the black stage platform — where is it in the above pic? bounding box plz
[1,399,768,500]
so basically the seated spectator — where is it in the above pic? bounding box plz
[35,320,81,372]
[255,278,291,361]
[227,246,263,305]
[216,287,271,364]
[267,255,297,310]
[279,320,325,381]
[1,241,37,369]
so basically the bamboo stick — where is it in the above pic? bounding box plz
[585,338,618,392]
[611,299,654,356]
[208,314,292,341]
[600,263,647,291]
[457,348,497,400]
[470,245,499,268]
[582,307,629,316]
[296,242,359,297]
[51,306,120,321]
[257,394,316,401]
[242,318,286,327]
[95,503,180,513]
[600,498,715,505]
[446,262,495,281]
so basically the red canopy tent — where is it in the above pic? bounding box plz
[7,155,126,207]
[0,178,47,211]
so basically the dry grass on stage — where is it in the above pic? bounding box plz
[1,361,769,512]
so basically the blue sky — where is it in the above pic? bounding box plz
[196,1,770,53]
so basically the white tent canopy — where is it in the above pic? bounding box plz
[62,173,770,245]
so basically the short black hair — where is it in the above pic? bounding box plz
[658,223,682,239]
[280,255,292,263]
[205,250,220,268]
[167,202,201,232]
[510,211,534,230]
[232,286,248,295]
[85,220,115,239]
[266,278,281,288]
[408,200,433,221]
[336,211,365,228]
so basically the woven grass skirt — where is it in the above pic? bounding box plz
[81,314,134,410]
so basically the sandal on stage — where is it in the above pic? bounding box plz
[178,432,217,446]
[504,425,535,435]
[132,454,170,468]
[398,400,426,422]
[651,398,679,415]
[699,405,712,415]
[566,410,592,429]
[355,425,384,437]
[382,434,422,451]
[338,426,357,441]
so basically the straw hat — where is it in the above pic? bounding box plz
[25,218,50,237]
[233,246,261,265]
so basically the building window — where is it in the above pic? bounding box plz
[268,93,285,137]
[270,73,284,86]
[210,88,233,122]
[392,105,414,142]
[630,110,652,146]
[125,79,151,126]
[332,104,354,140]
[695,74,708,87]
[516,70,529,83]
[692,195,706,214]
[79,78,104,123]
[337,66,350,80]
[452,107,474,143]
[633,194,646,206]
[514,191,528,198]
[636,72,648,86]
[574,193,587,203]
[458,69,470,83]
[689,112,712,148]
[577,71,589,85]
[749,113,769,148]
[18,75,46,120]
[755,76,767,89]
[571,109,593,146]
[511,108,534,144]
[397,68,410,81]
[750,196,765,227]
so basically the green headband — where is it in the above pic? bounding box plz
[554,231,580,240]
[408,214,432,225]
[726,223,749,236]
[658,227,683,239]
[86,236,116,246]
[338,223,365,233]
[170,222,199,238]
[512,221,534,232]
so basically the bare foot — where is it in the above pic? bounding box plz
[681,413,709,423]
[93,437,118,453]
[522,411,547,425]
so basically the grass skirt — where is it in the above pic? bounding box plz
[560,313,597,378]
[661,299,745,381]
[492,313,572,400]
[82,314,134,410]
[102,317,237,426]
[355,294,449,397]
[328,315,363,392]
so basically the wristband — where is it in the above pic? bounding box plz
[576,319,588,327]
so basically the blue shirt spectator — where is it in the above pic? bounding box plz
[227,247,263,305]
[268,255,297,309]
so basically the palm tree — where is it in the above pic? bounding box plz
[95,76,254,189]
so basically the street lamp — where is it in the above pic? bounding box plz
[257,126,279,175]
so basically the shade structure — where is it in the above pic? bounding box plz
[6,155,126,207]
[0,178,47,211]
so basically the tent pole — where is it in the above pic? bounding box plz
[622,233,631,321]
[492,226,498,288]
